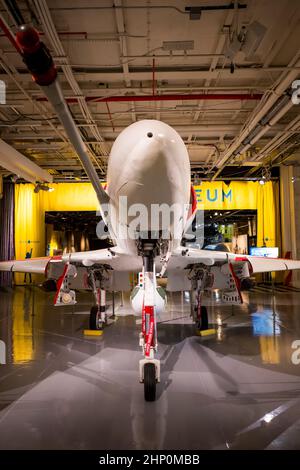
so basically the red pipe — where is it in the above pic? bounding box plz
[36,93,262,103]
[0,31,88,38]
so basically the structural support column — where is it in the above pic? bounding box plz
[0,183,15,287]
[292,166,300,286]
[280,166,298,285]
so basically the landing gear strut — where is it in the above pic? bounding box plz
[138,244,160,401]
[190,268,210,332]
[195,304,209,331]
[89,305,104,330]
[88,269,107,331]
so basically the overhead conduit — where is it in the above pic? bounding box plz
[251,114,300,164]
[225,94,292,157]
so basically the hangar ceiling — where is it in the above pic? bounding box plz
[0,0,300,183]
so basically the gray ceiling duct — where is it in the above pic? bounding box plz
[0,138,52,183]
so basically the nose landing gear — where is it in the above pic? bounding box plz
[138,246,160,401]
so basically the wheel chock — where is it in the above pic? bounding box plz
[83,329,103,336]
[196,328,216,337]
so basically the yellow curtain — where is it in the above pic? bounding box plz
[14,183,101,262]
[195,181,258,210]
[42,183,99,211]
[256,181,277,247]
[15,184,46,260]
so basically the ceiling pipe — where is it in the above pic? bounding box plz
[32,0,108,163]
[236,100,294,150]
[0,15,22,53]
[15,25,109,207]
[0,31,89,38]
[212,51,300,179]
[250,115,300,165]
[212,93,296,179]
[48,3,247,14]
[36,93,263,103]
[270,140,300,165]
[3,0,25,26]
[0,14,70,145]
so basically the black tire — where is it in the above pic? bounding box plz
[196,305,209,331]
[144,363,156,401]
[89,306,102,330]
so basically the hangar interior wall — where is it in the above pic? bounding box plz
[0,183,14,287]
[14,181,278,262]
[14,182,99,262]
[276,165,300,287]
[194,181,278,249]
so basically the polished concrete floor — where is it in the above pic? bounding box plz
[1,282,300,450]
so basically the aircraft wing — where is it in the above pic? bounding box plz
[0,256,54,274]
[168,247,300,273]
[0,248,142,275]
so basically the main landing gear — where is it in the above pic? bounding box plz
[88,269,107,331]
[138,244,160,401]
[194,293,209,331]
[189,267,210,333]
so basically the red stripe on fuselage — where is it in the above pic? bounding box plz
[187,185,197,219]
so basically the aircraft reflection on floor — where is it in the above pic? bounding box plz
[0,285,300,449]
[12,287,35,364]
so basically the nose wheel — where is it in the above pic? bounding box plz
[144,363,156,401]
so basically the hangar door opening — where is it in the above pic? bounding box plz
[45,211,111,256]
[204,209,257,254]
[184,209,257,255]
